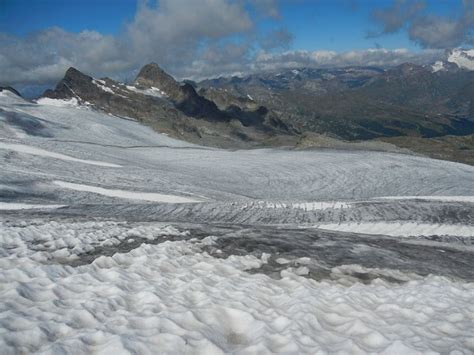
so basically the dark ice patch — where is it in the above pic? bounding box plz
[0,108,53,137]
[198,225,474,282]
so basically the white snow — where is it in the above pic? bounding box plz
[0,220,472,354]
[2,92,474,203]
[1,80,474,354]
[53,180,204,203]
[126,85,165,98]
[290,201,350,210]
[254,201,350,210]
[376,195,474,203]
[0,142,122,167]
[36,97,79,107]
[315,222,474,237]
[0,202,66,210]
[92,79,115,94]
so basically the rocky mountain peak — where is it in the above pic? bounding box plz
[64,66,88,79]
[133,63,225,119]
[42,67,95,100]
[134,63,181,97]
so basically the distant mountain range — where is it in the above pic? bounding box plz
[199,48,474,141]
[1,49,473,163]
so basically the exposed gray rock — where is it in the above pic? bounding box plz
[41,65,294,148]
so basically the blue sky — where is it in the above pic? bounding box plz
[0,0,136,36]
[0,0,472,89]
[1,0,466,51]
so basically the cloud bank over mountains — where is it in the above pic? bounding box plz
[370,0,474,49]
[0,0,472,89]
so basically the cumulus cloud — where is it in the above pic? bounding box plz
[247,48,441,73]
[176,48,442,81]
[260,28,294,51]
[0,28,129,85]
[0,0,255,87]
[125,0,253,66]
[0,0,448,91]
[251,0,280,19]
[409,0,474,48]
[369,0,425,36]
[370,0,474,49]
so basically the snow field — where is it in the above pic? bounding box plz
[316,222,474,238]
[0,202,66,210]
[125,85,166,98]
[376,195,474,203]
[35,97,80,107]
[0,221,473,354]
[53,181,204,203]
[0,142,122,167]
[252,201,351,211]
[1,75,474,354]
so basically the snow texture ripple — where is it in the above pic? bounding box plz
[1,89,473,354]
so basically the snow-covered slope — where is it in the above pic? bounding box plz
[1,91,473,354]
[1,91,473,205]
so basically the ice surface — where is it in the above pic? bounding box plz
[1,94,473,204]
[0,88,473,354]
[0,142,122,167]
[0,220,473,354]
[0,202,66,210]
[316,222,474,238]
[53,180,204,203]
[252,201,351,210]
[376,195,474,203]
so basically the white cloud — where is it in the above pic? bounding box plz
[0,0,448,90]
[246,48,441,73]
[0,0,255,87]
[370,0,474,49]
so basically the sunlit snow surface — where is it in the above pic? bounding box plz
[1,220,473,354]
[1,91,474,353]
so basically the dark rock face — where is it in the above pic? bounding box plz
[134,63,224,119]
[41,65,293,148]
[0,86,22,97]
[43,67,99,101]
[135,63,182,99]
[134,64,233,124]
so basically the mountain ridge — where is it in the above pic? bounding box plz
[40,64,294,148]
[2,57,473,164]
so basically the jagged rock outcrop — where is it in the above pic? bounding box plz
[41,65,294,148]
[43,67,100,101]
[135,63,224,119]
[134,63,182,98]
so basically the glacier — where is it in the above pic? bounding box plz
[0,90,473,354]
